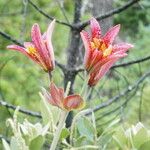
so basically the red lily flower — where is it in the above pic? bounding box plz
[43,82,85,111]
[7,20,55,72]
[80,18,134,86]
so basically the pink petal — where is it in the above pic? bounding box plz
[50,82,64,107]
[109,53,127,59]
[88,50,103,72]
[24,42,52,70]
[97,59,118,79]
[7,44,44,66]
[24,42,34,48]
[42,32,46,40]
[103,24,120,45]
[31,23,52,70]
[90,54,124,75]
[113,43,134,54]
[7,44,43,65]
[63,95,84,111]
[7,45,27,56]
[80,31,92,68]
[88,53,128,87]
[46,20,55,69]
[88,72,97,86]
[90,17,101,38]
[88,59,118,86]
[59,88,64,103]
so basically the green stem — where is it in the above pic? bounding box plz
[48,71,52,82]
[50,110,68,150]
[83,85,92,101]
[80,72,89,96]
[70,145,99,150]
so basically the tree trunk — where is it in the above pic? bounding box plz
[64,0,82,128]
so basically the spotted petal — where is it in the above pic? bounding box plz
[103,24,120,45]
[88,50,103,72]
[97,59,118,79]
[50,82,64,107]
[24,42,34,48]
[7,45,27,56]
[88,59,118,86]
[113,43,134,54]
[90,54,125,75]
[80,31,92,69]
[90,17,101,38]
[31,23,51,69]
[46,20,55,69]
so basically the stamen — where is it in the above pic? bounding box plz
[93,38,100,48]
[91,42,96,49]
[101,43,107,51]
[91,38,110,55]
[103,45,112,57]
[27,46,36,54]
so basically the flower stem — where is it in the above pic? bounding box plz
[48,71,52,82]
[50,110,68,150]
[80,72,89,96]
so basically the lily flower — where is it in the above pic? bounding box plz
[80,18,134,86]
[7,20,55,72]
[43,82,85,111]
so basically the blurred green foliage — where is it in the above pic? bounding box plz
[0,0,150,149]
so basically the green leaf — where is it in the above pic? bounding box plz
[139,140,150,150]
[40,94,53,125]
[60,128,70,140]
[133,127,150,148]
[29,135,45,150]
[2,139,11,150]
[112,127,127,149]
[107,119,120,128]
[10,136,28,150]
[76,117,95,142]
[97,132,114,149]
[74,136,89,146]
[40,93,60,129]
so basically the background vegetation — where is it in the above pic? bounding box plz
[0,0,150,149]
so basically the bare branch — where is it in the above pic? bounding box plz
[28,0,73,28]
[112,55,150,69]
[97,112,120,127]
[86,70,150,115]
[94,71,150,112]
[96,89,137,121]
[0,30,22,45]
[79,0,140,29]
[0,100,41,118]
[0,11,22,17]
[138,83,146,122]
[56,0,70,24]
[19,0,29,42]
[55,60,66,72]
[74,55,150,73]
